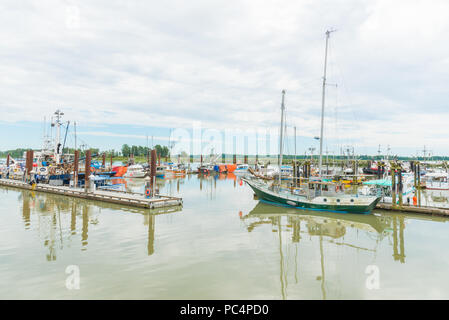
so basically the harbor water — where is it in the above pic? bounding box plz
[1,173,449,299]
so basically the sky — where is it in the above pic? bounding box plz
[1,0,448,157]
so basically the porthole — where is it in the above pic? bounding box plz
[323,198,327,202]
[337,199,340,203]
[350,199,354,203]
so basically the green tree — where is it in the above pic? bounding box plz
[122,144,130,157]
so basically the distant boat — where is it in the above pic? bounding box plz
[235,163,249,173]
[123,164,145,178]
[424,172,449,190]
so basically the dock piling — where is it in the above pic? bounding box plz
[85,149,91,192]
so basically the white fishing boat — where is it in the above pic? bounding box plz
[123,164,146,178]
[424,172,449,190]
[234,163,249,173]
[360,173,415,203]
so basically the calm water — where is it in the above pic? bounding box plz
[1,173,449,299]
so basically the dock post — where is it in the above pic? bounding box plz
[85,149,91,192]
[110,153,113,170]
[255,154,258,165]
[200,154,203,166]
[233,154,236,164]
[244,155,248,164]
[190,154,193,163]
[26,150,34,183]
[391,168,396,207]
[398,169,403,207]
[102,153,106,169]
[414,163,417,188]
[150,149,157,197]
[222,153,225,163]
[416,163,421,189]
[74,150,79,188]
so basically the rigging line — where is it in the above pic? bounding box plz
[331,40,364,149]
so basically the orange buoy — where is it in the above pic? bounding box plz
[413,196,417,206]
[145,188,151,197]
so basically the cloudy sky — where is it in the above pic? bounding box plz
[1,0,448,157]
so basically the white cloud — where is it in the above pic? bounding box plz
[0,0,448,155]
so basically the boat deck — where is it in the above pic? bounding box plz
[0,178,182,209]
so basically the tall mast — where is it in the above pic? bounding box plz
[53,109,64,164]
[294,126,297,162]
[319,30,335,176]
[279,90,286,185]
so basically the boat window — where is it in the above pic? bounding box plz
[337,199,340,203]
[323,198,327,202]
[350,199,354,202]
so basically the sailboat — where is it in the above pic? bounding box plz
[244,30,381,214]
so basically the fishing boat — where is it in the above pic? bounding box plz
[360,174,415,203]
[424,172,449,190]
[165,163,186,176]
[243,31,381,214]
[245,177,380,214]
[123,164,146,178]
[235,163,249,173]
[155,165,166,177]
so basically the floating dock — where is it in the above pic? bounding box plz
[375,202,449,217]
[0,178,182,209]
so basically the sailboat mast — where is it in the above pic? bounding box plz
[319,30,334,176]
[279,90,286,185]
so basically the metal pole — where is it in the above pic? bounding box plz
[318,31,332,177]
[279,90,286,186]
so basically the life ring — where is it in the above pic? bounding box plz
[145,188,151,196]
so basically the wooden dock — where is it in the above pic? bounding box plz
[0,179,182,209]
[375,202,449,217]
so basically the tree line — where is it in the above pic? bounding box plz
[121,144,170,158]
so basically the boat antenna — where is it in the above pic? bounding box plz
[319,29,336,177]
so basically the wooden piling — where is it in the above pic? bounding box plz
[244,155,248,164]
[398,169,403,207]
[85,149,91,191]
[391,169,396,207]
[233,154,236,164]
[102,153,106,168]
[150,149,157,192]
[74,150,79,187]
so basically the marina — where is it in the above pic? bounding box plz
[1,1,449,305]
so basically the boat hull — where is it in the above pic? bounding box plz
[246,180,380,214]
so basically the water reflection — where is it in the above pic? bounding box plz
[13,187,181,261]
[240,201,448,299]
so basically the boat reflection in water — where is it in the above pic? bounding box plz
[239,201,439,299]
[16,188,182,260]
